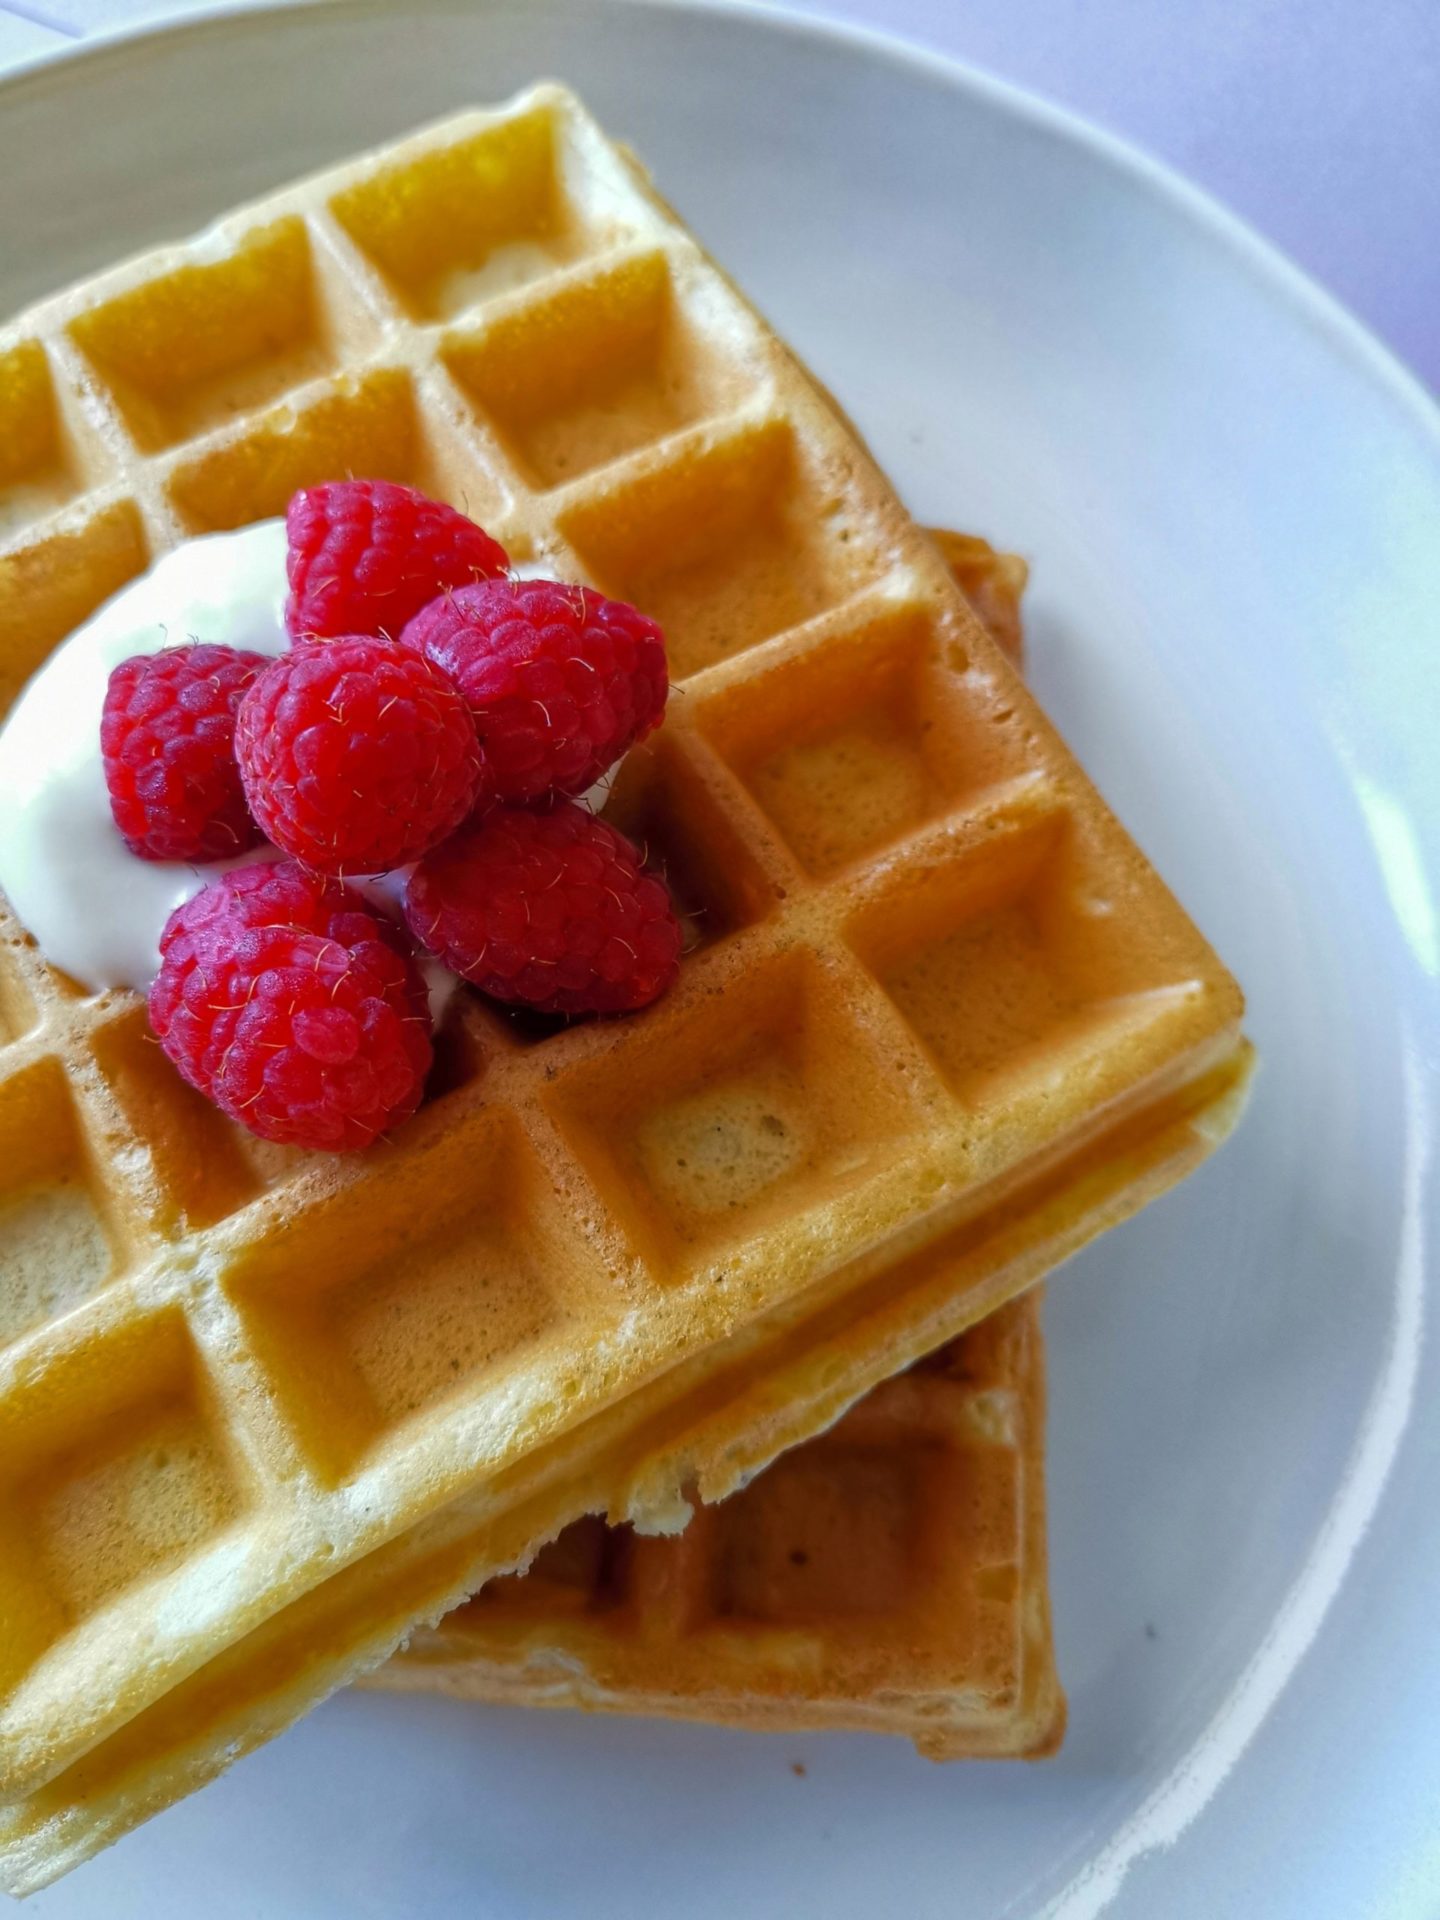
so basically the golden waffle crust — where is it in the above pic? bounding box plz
[375,1294,1064,1759]
[0,86,1248,1890]
[375,552,1047,1755]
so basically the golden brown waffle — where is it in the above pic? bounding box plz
[927,529,1027,669]
[376,1293,1063,1759]
[0,87,1248,1891]
[370,540,1050,1753]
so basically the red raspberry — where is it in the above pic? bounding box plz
[285,480,510,641]
[401,578,668,804]
[235,635,488,874]
[405,800,681,1016]
[101,644,268,861]
[149,860,432,1151]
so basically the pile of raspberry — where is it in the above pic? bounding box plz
[103,480,680,1152]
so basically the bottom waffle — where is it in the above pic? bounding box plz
[373,1292,1061,1759]
[371,534,1056,1759]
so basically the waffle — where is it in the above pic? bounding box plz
[0,86,1249,1891]
[371,539,1051,1753]
[927,530,1027,669]
[376,1291,1062,1758]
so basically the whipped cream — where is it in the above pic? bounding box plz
[0,524,609,1026]
[0,521,292,993]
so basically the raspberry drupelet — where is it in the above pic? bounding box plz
[405,799,682,1017]
[401,577,668,805]
[149,860,433,1151]
[285,479,510,642]
[101,643,268,861]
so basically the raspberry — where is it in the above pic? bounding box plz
[149,860,432,1151]
[405,800,681,1016]
[285,480,510,641]
[235,635,488,874]
[401,578,668,804]
[101,645,268,861]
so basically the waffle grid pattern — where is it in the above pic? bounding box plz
[377,1294,1064,1759]
[0,87,1245,1888]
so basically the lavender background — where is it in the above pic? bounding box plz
[1,0,1436,388]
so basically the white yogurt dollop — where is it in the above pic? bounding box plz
[0,523,610,1024]
[0,521,292,992]
[0,520,464,1022]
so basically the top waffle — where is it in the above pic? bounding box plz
[0,85,1248,1890]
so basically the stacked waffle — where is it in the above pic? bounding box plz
[376,544,1060,1756]
[0,84,1248,1893]
[376,1291,1064,1760]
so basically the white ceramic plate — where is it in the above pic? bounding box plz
[4,5,1438,1916]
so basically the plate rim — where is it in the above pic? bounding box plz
[2,0,1437,452]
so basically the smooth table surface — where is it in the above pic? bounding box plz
[1,0,1437,390]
